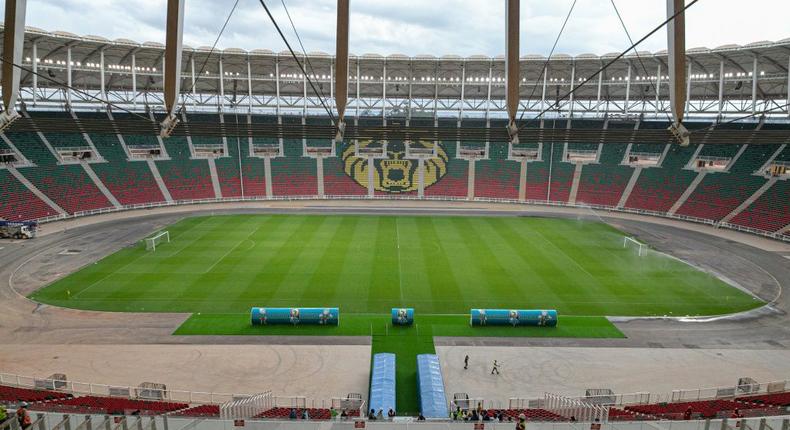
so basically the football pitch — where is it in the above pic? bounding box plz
[30,213,763,414]
[32,214,761,320]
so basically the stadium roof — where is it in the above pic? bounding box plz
[9,26,790,107]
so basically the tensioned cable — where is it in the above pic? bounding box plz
[609,0,674,124]
[0,56,154,123]
[514,0,577,126]
[257,0,337,124]
[280,0,332,114]
[518,0,701,132]
[690,101,790,134]
[180,0,241,113]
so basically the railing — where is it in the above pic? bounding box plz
[508,379,790,411]
[30,195,790,244]
[5,410,790,430]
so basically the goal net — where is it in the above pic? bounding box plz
[145,231,170,251]
[623,236,647,257]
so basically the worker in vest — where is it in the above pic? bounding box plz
[0,404,9,424]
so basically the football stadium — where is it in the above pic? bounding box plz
[1,0,790,428]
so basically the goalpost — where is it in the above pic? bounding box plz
[145,231,170,251]
[623,236,647,257]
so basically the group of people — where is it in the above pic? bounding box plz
[464,354,501,375]
[367,408,397,420]
[451,404,526,427]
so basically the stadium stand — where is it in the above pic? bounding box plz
[0,385,72,404]
[576,144,633,207]
[270,116,318,197]
[736,392,790,407]
[674,145,770,221]
[474,135,519,199]
[77,113,166,206]
[0,170,57,220]
[624,144,698,213]
[171,404,220,418]
[29,396,189,415]
[2,112,789,241]
[624,399,762,419]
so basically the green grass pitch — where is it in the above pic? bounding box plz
[30,213,763,415]
[31,214,762,318]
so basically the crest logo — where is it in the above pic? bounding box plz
[341,140,448,193]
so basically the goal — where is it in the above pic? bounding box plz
[623,236,646,257]
[145,231,170,251]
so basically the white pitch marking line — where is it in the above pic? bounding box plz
[395,218,404,304]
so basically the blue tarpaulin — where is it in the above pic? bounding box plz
[368,353,396,414]
[416,354,449,419]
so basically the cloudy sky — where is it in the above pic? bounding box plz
[15,0,790,56]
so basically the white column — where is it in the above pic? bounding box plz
[190,55,196,106]
[485,61,493,120]
[624,61,631,115]
[367,156,374,197]
[330,63,334,115]
[655,63,662,114]
[596,65,603,114]
[356,59,360,118]
[99,49,105,101]
[568,62,576,117]
[407,61,413,121]
[433,61,439,118]
[417,158,425,198]
[131,52,137,107]
[751,56,758,115]
[219,57,225,112]
[541,66,548,112]
[66,45,72,106]
[31,42,38,105]
[459,60,466,119]
[717,60,725,117]
[247,57,253,112]
[275,58,281,116]
[382,60,387,121]
[302,56,307,116]
[685,62,692,114]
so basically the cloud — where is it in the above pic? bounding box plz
[14,0,790,56]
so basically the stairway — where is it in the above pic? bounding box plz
[720,177,778,224]
[207,158,223,198]
[6,166,67,215]
[567,163,583,205]
[147,160,174,202]
[668,171,706,216]
[617,167,642,208]
[80,161,122,208]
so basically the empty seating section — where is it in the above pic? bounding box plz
[675,145,769,220]
[499,409,566,421]
[324,152,367,196]
[0,170,57,220]
[0,385,72,404]
[625,399,757,419]
[2,111,789,240]
[475,141,519,199]
[425,140,468,198]
[271,116,318,196]
[625,145,698,212]
[524,144,551,200]
[84,130,165,205]
[730,180,790,232]
[172,404,220,417]
[190,114,242,198]
[576,144,633,207]
[548,144,575,203]
[9,130,112,213]
[152,114,215,201]
[30,396,188,415]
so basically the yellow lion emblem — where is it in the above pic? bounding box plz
[341,140,448,193]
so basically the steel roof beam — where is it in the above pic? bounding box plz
[335,0,349,141]
[160,0,184,137]
[1,0,26,131]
